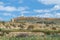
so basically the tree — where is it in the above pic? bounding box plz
[52,27,56,30]
[27,25,34,30]
[1,21,5,25]
[18,24,24,29]
[11,24,16,27]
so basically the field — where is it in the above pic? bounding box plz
[0,34,60,40]
[0,17,60,40]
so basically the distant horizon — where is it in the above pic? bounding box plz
[1,16,60,22]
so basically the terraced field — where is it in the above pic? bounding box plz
[0,33,60,40]
[0,17,60,40]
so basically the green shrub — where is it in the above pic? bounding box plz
[27,25,34,30]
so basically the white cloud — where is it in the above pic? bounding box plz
[38,0,60,5]
[35,13,53,18]
[33,9,58,18]
[0,5,29,12]
[37,0,60,17]
[3,13,12,16]
[18,6,30,15]
[43,13,53,18]
[18,7,29,11]
[34,10,43,13]
[0,2,17,12]
[5,6,17,11]
[0,6,17,12]
[51,13,60,18]
[55,13,60,18]
[2,13,18,18]
[51,5,60,10]
[34,9,50,13]
[56,13,60,16]
[0,1,29,12]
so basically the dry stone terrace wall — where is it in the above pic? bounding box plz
[0,22,60,30]
[3,32,45,37]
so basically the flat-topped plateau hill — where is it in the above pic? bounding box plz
[10,16,60,24]
[0,16,60,31]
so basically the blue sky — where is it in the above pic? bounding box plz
[0,0,60,21]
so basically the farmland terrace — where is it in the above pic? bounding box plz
[0,17,60,39]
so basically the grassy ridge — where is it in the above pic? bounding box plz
[1,29,60,33]
[0,35,60,40]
